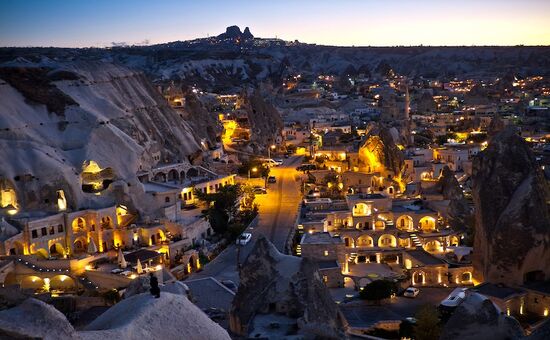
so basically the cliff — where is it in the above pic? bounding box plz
[472,127,550,285]
[0,60,202,215]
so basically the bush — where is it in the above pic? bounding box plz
[359,280,397,302]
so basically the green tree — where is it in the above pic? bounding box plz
[414,304,441,340]
[359,280,396,303]
[194,184,242,234]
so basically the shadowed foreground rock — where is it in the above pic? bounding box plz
[441,292,524,340]
[229,236,343,338]
[472,127,550,285]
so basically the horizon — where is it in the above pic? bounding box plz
[1,0,550,48]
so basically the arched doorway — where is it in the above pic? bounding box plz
[343,237,355,248]
[413,271,426,285]
[50,275,75,291]
[450,236,459,247]
[461,272,472,283]
[72,217,86,233]
[187,168,199,178]
[419,217,436,232]
[73,237,87,254]
[353,203,371,216]
[344,277,356,290]
[153,172,167,182]
[49,243,65,257]
[356,235,373,247]
[167,169,179,182]
[11,241,25,255]
[378,234,397,248]
[374,220,385,230]
[396,215,414,231]
[100,216,113,230]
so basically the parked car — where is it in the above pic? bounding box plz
[403,287,420,298]
[439,287,467,315]
[253,186,267,194]
[221,280,237,292]
[263,158,282,167]
[268,176,276,183]
[236,232,252,245]
[296,164,316,172]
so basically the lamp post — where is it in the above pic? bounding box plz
[268,144,276,159]
[248,167,257,180]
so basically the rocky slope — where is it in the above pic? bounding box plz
[230,236,343,338]
[241,88,284,150]
[0,60,202,215]
[441,292,524,340]
[472,127,550,285]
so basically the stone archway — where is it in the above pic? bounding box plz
[413,271,426,285]
[153,172,167,182]
[396,215,414,231]
[423,240,442,252]
[34,248,49,259]
[50,275,75,291]
[49,243,65,257]
[167,169,179,183]
[73,237,87,254]
[356,235,373,247]
[72,217,86,233]
[378,234,397,248]
[343,237,355,248]
[11,241,25,255]
[419,216,436,232]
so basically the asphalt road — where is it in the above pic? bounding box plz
[186,156,303,284]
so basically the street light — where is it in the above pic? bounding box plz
[248,167,257,180]
[268,144,276,159]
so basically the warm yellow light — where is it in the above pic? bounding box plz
[156,265,162,271]
[252,167,257,172]
[544,308,549,317]
[270,145,276,149]
[43,278,50,292]
[130,274,137,279]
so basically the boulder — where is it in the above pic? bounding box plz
[472,127,550,285]
[441,292,524,340]
[229,236,343,338]
[81,292,230,340]
[0,298,78,340]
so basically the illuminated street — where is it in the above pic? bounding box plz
[187,156,303,284]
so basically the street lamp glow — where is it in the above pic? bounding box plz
[252,167,258,173]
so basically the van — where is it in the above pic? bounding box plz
[439,287,468,315]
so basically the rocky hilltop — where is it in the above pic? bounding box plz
[230,236,343,338]
[0,60,203,215]
[437,166,473,232]
[472,127,550,285]
[441,292,524,340]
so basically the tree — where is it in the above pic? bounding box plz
[359,280,396,303]
[194,184,242,234]
[414,304,441,340]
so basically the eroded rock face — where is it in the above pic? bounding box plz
[230,236,342,338]
[472,127,550,285]
[359,125,404,175]
[242,89,283,148]
[0,298,78,340]
[437,166,473,231]
[441,293,524,340]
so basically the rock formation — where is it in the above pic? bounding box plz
[472,127,550,285]
[242,88,283,149]
[81,292,230,340]
[0,298,79,340]
[182,90,222,146]
[437,166,473,231]
[0,291,230,340]
[230,236,343,338]
[0,60,202,215]
[217,25,254,41]
[441,292,524,340]
[359,125,404,176]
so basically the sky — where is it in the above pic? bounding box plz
[1,0,550,47]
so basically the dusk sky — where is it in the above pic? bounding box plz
[1,0,550,47]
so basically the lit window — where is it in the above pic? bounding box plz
[324,250,329,256]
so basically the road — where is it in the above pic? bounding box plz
[187,156,303,284]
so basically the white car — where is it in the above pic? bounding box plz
[273,158,283,166]
[236,232,252,245]
[403,287,420,298]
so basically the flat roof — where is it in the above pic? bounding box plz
[301,232,343,245]
[124,249,161,264]
[472,283,526,300]
[184,277,235,311]
[317,260,340,270]
[405,249,445,266]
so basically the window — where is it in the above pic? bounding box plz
[324,250,329,256]
[57,224,64,233]
[323,275,328,283]
[32,230,38,238]
[49,226,55,235]
[41,227,47,236]
[165,197,170,203]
